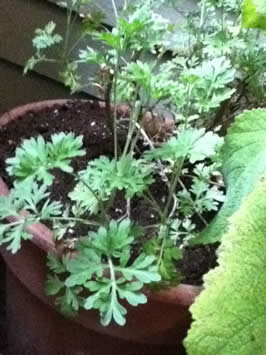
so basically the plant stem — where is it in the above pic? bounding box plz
[111,0,119,22]
[108,256,116,281]
[157,223,170,268]
[105,72,115,134]
[220,0,225,32]
[199,0,206,29]
[126,198,131,218]
[63,4,74,62]
[143,190,164,219]
[51,216,101,227]
[163,158,185,218]
[112,51,121,160]
[122,100,141,156]
[135,122,170,186]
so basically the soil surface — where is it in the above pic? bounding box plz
[0,100,218,286]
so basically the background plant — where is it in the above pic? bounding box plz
[183,5,266,351]
[185,170,266,355]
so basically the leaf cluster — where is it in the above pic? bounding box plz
[46,219,160,326]
[0,182,62,253]
[69,155,154,215]
[147,127,223,164]
[6,133,85,185]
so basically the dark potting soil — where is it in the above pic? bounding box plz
[0,100,218,286]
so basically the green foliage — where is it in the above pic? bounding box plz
[97,2,171,53]
[182,57,236,114]
[24,22,63,74]
[47,219,160,326]
[236,47,266,100]
[0,182,62,253]
[60,62,81,93]
[242,0,266,30]
[46,253,84,316]
[185,175,266,355]
[197,109,266,244]
[178,178,224,215]
[32,22,62,50]
[144,237,182,285]
[148,128,223,164]
[69,155,153,214]
[6,133,85,185]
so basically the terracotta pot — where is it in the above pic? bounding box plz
[0,100,201,354]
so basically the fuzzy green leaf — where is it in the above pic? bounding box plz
[144,238,182,284]
[60,220,160,326]
[45,274,65,295]
[118,254,161,283]
[186,57,236,113]
[69,156,153,214]
[3,224,31,254]
[32,22,62,50]
[6,133,85,184]
[242,0,266,30]
[185,175,266,355]
[197,109,266,244]
[65,249,103,287]
[148,128,223,163]
[0,183,61,253]
[90,219,134,255]
[113,156,154,198]
[55,286,83,316]
[47,253,67,274]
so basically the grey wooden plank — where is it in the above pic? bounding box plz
[0,0,198,104]
[0,58,90,113]
[49,0,198,28]
[49,0,198,48]
[0,0,101,97]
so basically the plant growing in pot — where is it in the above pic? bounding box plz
[0,0,265,353]
[183,2,266,353]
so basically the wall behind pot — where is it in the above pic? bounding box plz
[0,0,199,112]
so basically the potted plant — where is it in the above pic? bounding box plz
[0,0,265,353]
[184,1,266,353]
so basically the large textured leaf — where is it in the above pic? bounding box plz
[185,175,266,355]
[242,0,266,30]
[196,109,266,244]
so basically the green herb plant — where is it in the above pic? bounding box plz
[182,2,266,352]
[0,0,264,327]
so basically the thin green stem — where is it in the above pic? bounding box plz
[135,121,170,187]
[4,221,24,228]
[157,224,170,268]
[68,32,87,56]
[111,0,119,23]
[199,0,206,29]
[220,0,225,32]
[63,5,73,61]
[51,216,101,227]
[163,158,185,218]
[143,191,164,220]
[113,52,121,160]
[122,100,141,157]
[157,234,166,268]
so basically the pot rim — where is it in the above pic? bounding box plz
[0,99,202,307]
